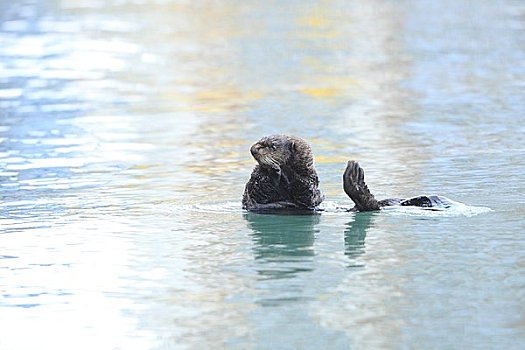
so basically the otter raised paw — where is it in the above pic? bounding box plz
[343,161,381,211]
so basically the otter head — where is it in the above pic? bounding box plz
[250,134,314,175]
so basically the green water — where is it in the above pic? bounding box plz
[1,1,524,349]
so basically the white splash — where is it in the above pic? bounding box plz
[381,197,493,217]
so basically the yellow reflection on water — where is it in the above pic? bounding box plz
[298,87,341,98]
[190,87,264,113]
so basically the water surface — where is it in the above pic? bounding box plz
[1,1,525,349]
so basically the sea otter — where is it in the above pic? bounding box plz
[242,134,324,211]
[243,134,449,212]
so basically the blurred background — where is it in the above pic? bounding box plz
[1,1,524,349]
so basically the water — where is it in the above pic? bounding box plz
[1,1,524,349]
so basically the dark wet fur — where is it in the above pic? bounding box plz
[242,135,324,211]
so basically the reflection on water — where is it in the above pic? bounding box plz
[344,212,375,266]
[1,0,525,349]
[245,213,318,280]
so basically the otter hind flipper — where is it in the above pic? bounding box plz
[400,196,432,207]
[343,161,380,211]
[400,195,452,209]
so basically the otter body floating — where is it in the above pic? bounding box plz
[243,135,450,212]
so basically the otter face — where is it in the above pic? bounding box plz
[250,135,293,171]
